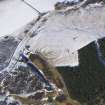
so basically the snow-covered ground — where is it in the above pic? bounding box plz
[27,4,105,67]
[1,1,105,68]
[0,0,37,36]
[0,0,67,36]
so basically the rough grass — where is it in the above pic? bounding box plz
[57,41,105,105]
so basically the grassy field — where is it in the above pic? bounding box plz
[57,41,105,105]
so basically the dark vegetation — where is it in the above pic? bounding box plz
[99,38,105,59]
[57,41,105,105]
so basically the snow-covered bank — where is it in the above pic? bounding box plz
[0,0,66,37]
[26,4,105,67]
[2,2,105,68]
[0,36,19,71]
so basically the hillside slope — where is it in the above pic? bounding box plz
[0,1,105,105]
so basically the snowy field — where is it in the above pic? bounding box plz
[27,4,105,67]
[0,0,36,36]
[0,0,65,37]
